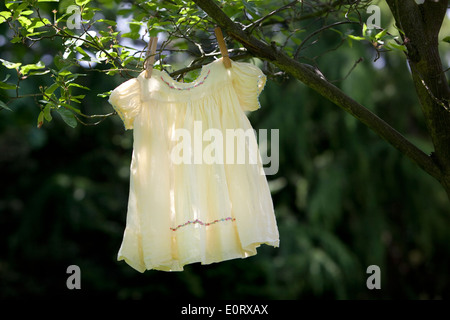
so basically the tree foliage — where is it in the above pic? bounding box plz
[0,0,407,123]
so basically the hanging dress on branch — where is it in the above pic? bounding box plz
[109,58,279,272]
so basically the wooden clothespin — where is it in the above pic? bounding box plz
[144,36,158,79]
[214,27,231,68]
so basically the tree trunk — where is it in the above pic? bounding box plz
[386,0,450,198]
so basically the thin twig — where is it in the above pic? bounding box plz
[75,112,116,126]
[330,57,364,83]
[294,20,359,59]
[244,0,300,32]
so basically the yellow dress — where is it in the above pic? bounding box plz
[109,58,279,272]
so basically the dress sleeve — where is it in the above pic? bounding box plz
[231,61,267,112]
[108,78,142,130]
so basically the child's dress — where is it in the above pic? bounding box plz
[109,58,279,272]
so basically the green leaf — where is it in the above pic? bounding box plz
[75,0,90,6]
[5,2,18,9]
[393,24,406,36]
[29,69,51,76]
[122,22,142,40]
[75,46,91,59]
[10,1,28,13]
[66,73,86,81]
[43,104,53,121]
[149,25,166,37]
[347,36,353,48]
[242,0,260,18]
[443,36,450,44]
[96,18,116,26]
[362,23,368,37]
[59,102,82,115]
[69,95,85,103]
[0,11,12,24]
[69,83,90,90]
[45,83,59,95]
[375,29,388,41]
[0,100,12,111]
[119,50,130,60]
[20,10,34,16]
[17,16,32,28]
[10,36,23,44]
[58,70,72,76]
[95,51,109,62]
[329,28,344,38]
[387,42,407,52]
[37,110,44,128]
[97,90,111,98]
[105,69,118,76]
[0,82,17,90]
[348,35,366,41]
[56,107,77,128]
[54,55,72,69]
[81,7,98,21]
[28,17,50,31]
[20,61,45,75]
[0,58,22,69]
[27,30,50,37]
[291,37,302,46]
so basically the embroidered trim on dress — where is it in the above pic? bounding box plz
[170,217,235,231]
[161,69,211,91]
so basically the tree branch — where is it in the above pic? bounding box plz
[192,0,442,181]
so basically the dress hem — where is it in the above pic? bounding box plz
[117,238,279,272]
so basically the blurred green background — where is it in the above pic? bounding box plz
[1,1,449,299]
